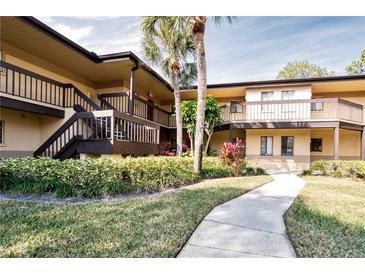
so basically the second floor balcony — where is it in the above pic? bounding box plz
[220,98,364,125]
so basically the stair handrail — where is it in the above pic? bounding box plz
[64,83,101,111]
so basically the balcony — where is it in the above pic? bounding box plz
[98,93,176,128]
[220,98,364,124]
[0,61,100,114]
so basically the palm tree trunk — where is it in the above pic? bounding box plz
[172,72,183,156]
[188,131,194,156]
[193,30,207,174]
[204,129,212,156]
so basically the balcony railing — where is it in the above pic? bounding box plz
[98,92,176,127]
[221,98,364,124]
[0,61,100,111]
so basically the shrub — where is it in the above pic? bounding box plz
[219,139,246,176]
[301,169,313,176]
[219,139,243,165]
[158,142,190,156]
[310,160,365,179]
[0,156,266,198]
[254,167,267,175]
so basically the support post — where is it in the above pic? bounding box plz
[229,124,234,143]
[361,127,365,160]
[334,125,340,160]
[129,66,138,115]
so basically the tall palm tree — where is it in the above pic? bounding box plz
[141,17,196,156]
[188,16,235,174]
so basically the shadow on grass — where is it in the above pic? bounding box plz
[0,180,267,258]
[285,199,365,258]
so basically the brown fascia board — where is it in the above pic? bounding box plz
[16,16,173,91]
[181,74,365,91]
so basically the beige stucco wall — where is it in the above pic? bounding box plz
[0,108,41,156]
[310,128,361,161]
[246,128,311,170]
[1,41,97,99]
[0,107,75,157]
[245,85,312,102]
[209,129,245,152]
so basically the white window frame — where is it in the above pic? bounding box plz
[260,136,273,156]
[261,91,274,112]
[281,90,296,112]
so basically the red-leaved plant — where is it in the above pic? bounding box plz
[219,139,244,175]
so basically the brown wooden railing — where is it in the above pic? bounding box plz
[34,110,160,158]
[99,92,129,113]
[220,98,364,124]
[98,92,175,127]
[0,61,101,111]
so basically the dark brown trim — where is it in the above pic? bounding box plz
[77,140,159,156]
[231,121,340,129]
[77,140,113,154]
[0,96,65,118]
[182,75,365,90]
[99,92,129,98]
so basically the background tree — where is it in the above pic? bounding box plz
[181,97,222,156]
[277,61,335,79]
[187,16,235,174]
[346,48,365,75]
[203,97,222,155]
[141,17,196,156]
[181,100,197,156]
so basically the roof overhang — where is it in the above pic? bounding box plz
[0,16,173,97]
[181,74,365,99]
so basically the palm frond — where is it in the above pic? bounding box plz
[179,62,197,88]
[141,16,196,84]
[211,16,237,25]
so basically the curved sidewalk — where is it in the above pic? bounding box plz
[178,172,305,258]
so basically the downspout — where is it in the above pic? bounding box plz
[129,65,139,115]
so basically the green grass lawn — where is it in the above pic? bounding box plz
[0,176,271,258]
[285,176,365,258]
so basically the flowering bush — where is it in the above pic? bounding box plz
[159,142,189,156]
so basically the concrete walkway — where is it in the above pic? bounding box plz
[178,172,306,258]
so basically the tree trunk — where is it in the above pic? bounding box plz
[193,30,207,174]
[204,129,213,156]
[188,132,194,156]
[172,71,183,156]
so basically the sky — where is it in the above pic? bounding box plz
[37,16,365,84]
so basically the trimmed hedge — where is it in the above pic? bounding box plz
[308,160,365,178]
[0,157,266,198]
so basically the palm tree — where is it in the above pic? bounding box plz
[188,16,235,174]
[141,17,196,156]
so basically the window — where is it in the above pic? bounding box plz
[281,91,295,112]
[311,102,323,111]
[281,91,295,100]
[261,91,273,101]
[230,101,243,113]
[0,121,4,145]
[281,136,294,156]
[261,92,273,111]
[310,138,322,152]
[260,136,273,156]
